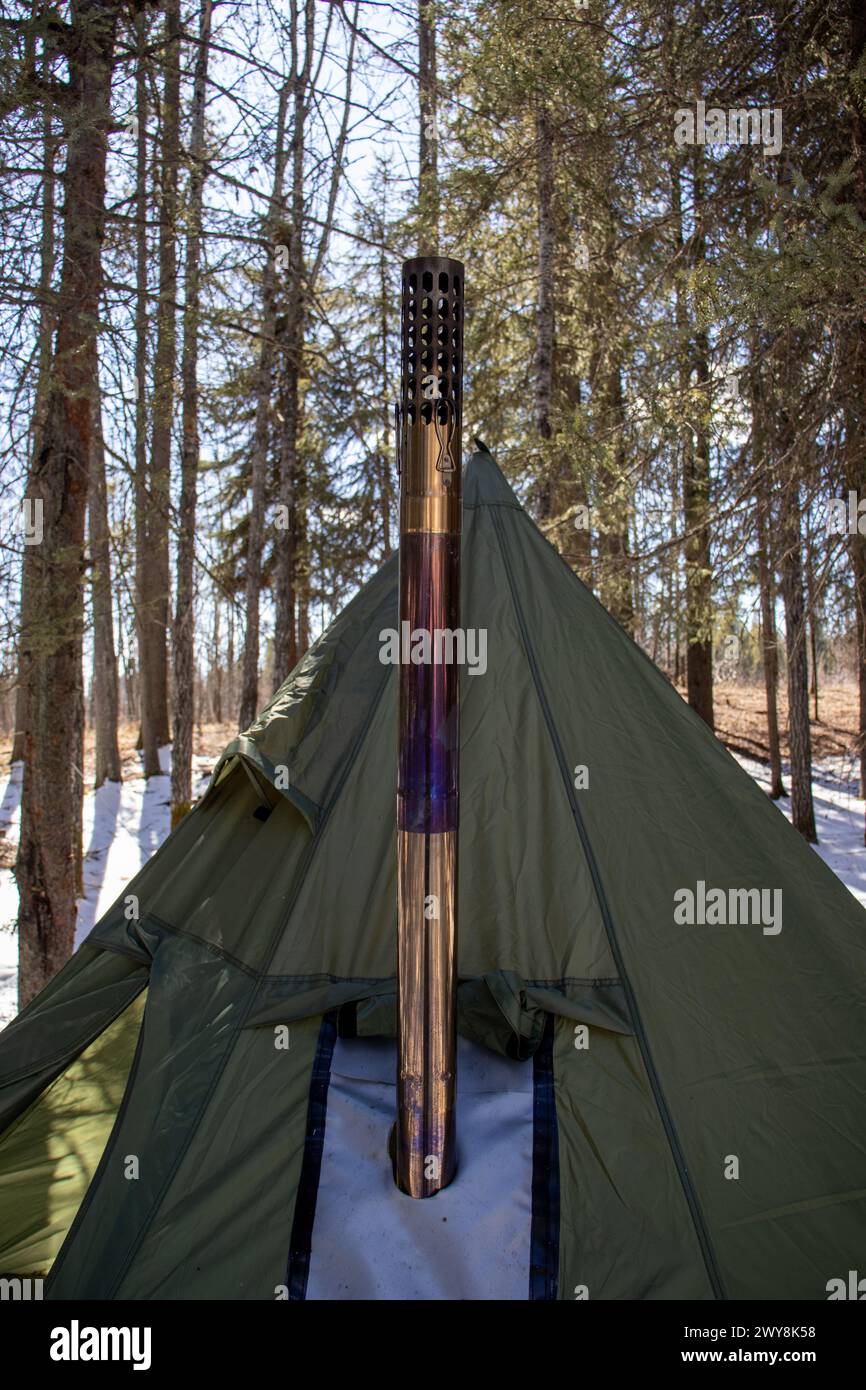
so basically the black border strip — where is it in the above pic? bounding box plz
[286,1010,339,1301]
[530,1014,560,1301]
[489,503,726,1301]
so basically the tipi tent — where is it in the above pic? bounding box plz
[1,449,864,1300]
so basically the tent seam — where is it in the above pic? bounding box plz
[488,501,727,1302]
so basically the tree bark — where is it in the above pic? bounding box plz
[598,359,634,633]
[89,365,121,787]
[239,84,289,729]
[378,193,393,558]
[850,518,866,803]
[141,0,181,773]
[586,193,633,633]
[756,469,786,798]
[805,528,820,723]
[212,597,222,725]
[273,0,315,691]
[13,44,56,765]
[171,0,212,821]
[271,0,355,689]
[133,7,151,769]
[845,0,866,821]
[16,0,120,1007]
[683,327,714,729]
[226,602,234,721]
[535,101,555,455]
[780,478,817,841]
[417,0,439,254]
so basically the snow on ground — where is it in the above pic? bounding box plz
[0,750,864,1029]
[737,753,866,906]
[0,748,214,1029]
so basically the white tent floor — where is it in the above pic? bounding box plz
[306,1035,533,1300]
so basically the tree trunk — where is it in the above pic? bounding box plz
[212,598,222,725]
[270,0,354,688]
[171,0,212,822]
[273,1,314,691]
[845,0,866,822]
[805,529,820,723]
[850,525,866,803]
[534,101,555,455]
[379,225,393,559]
[16,0,120,1007]
[133,8,151,771]
[142,0,181,774]
[683,329,714,729]
[756,476,786,799]
[12,47,56,765]
[89,367,121,787]
[239,84,290,729]
[226,603,234,721]
[780,480,817,842]
[678,135,714,729]
[417,0,439,254]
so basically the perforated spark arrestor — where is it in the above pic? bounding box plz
[396,256,463,535]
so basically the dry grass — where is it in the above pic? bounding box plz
[0,720,239,785]
[676,681,859,763]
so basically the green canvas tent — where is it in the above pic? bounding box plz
[0,448,864,1300]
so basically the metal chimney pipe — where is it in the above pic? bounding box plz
[394,255,463,1197]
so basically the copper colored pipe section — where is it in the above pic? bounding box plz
[395,254,463,1197]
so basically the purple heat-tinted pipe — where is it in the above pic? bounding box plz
[398,533,460,835]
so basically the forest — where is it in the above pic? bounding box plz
[0,0,865,1008]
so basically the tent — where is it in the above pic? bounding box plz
[1,448,864,1301]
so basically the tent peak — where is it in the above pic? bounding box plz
[463,448,522,511]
